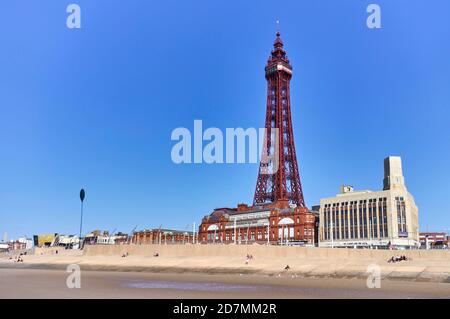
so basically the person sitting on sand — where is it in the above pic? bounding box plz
[153,252,159,257]
[284,265,290,270]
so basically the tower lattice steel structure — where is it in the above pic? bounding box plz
[253,32,306,207]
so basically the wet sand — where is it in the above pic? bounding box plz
[1,268,450,299]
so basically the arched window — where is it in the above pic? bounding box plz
[278,217,295,225]
[207,224,219,231]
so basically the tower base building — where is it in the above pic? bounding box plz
[319,156,419,249]
[199,200,317,246]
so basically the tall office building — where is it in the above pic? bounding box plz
[319,156,419,249]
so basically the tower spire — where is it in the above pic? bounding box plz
[270,27,287,61]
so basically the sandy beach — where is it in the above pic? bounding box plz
[1,244,450,298]
[1,268,450,299]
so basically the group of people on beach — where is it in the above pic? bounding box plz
[388,255,409,263]
[121,252,129,258]
[10,254,24,263]
[245,254,254,264]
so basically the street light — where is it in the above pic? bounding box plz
[330,221,334,248]
[233,217,237,245]
[79,188,85,249]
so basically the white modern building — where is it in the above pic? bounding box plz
[319,156,419,249]
[0,243,8,252]
[18,237,34,250]
[52,234,80,249]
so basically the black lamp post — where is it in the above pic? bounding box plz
[79,188,85,248]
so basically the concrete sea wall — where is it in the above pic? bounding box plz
[83,243,450,261]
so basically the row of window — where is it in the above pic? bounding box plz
[323,197,388,208]
[205,227,314,242]
[396,197,407,234]
[323,198,388,240]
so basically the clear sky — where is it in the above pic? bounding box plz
[1,0,449,240]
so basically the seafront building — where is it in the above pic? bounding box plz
[33,233,57,247]
[419,232,449,249]
[319,156,419,249]
[198,200,317,245]
[84,230,129,245]
[132,229,194,245]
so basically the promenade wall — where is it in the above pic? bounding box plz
[83,244,450,261]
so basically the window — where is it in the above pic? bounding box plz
[396,197,407,234]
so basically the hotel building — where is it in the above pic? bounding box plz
[319,156,419,249]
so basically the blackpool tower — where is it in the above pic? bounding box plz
[253,31,306,207]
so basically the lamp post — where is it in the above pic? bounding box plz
[246,225,249,245]
[233,217,237,245]
[79,188,85,249]
[330,221,334,248]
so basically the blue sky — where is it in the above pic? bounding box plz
[1,0,449,239]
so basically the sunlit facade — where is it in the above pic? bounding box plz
[319,157,419,249]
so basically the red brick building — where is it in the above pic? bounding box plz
[198,199,316,245]
[8,241,27,251]
[132,229,194,245]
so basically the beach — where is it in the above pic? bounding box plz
[1,268,450,299]
[1,244,450,298]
